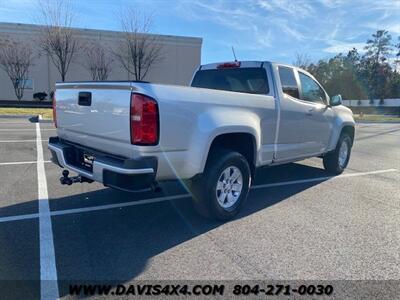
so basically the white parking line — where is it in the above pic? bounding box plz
[50,194,190,217]
[0,213,40,222]
[0,139,47,143]
[0,195,190,224]
[251,168,398,190]
[0,168,397,225]
[0,161,51,166]
[36,123,59,300]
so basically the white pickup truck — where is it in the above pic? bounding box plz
[48,61,355,220]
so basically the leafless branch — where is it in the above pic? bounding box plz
[293,53,312,70]
[82,41,113,81]
[0,38,35,100]
[113,9,163,81]
[37,0,79,82]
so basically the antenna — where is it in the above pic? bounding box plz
[231,46,237,62]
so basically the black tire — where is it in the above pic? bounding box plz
[189,149,251,220]
[323,133,352,174]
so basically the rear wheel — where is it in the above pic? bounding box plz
[190,149,251,220]
[323,133,352,174]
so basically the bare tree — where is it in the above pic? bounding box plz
[37,0,79,82]
[293,53,312,70]
[114,9,163,81]
[0,38,34,100]
[83,41,113,81]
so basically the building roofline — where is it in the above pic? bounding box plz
[0,22,202,46]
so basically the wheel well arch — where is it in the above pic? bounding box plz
[206,132,257,177]
[341,125,355,145]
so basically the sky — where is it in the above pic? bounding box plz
[0,0,399,65]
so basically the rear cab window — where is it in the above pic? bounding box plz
[278,66,299,99]
[191,67,269,95]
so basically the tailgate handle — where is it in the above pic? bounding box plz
[78,92,92,106]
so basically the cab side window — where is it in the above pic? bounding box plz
[278,66,299,99]
[298,72,327,104]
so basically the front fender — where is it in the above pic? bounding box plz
[327,106,355,151]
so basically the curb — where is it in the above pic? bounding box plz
[0,114,53,123]
[38,114,53,123]
[0,100,52,108]
[0,114,37,119]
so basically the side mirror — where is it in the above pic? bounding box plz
[330,94,342,106]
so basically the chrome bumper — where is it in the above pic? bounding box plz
[48,138,155,184]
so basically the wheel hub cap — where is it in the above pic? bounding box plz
[216,166,243,209]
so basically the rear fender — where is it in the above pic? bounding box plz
[191,109,261,175]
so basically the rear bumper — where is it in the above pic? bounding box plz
[48,137,157,192]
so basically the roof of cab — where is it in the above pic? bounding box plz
[198,60,314,79]
[199,61,272,70]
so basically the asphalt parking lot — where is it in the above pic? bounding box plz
[0,117,399,299]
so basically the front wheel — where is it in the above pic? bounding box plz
[189,150,251,220]
[323,133,352,174]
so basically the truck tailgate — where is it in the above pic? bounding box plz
[55,83,133,158]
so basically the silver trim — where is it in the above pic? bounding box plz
[94,161,153,175]
[48,143,154,183]
[55,83,135,90]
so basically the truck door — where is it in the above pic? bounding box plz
[296,71,333,156]
[275,66,332,161]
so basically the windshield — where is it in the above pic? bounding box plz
[191,67,269,94]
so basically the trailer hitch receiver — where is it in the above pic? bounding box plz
[60,170,93,185]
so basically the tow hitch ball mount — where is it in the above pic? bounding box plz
[60,170,93,185]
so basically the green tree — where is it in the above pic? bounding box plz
[364,30,392,64]
[362,30,393,103]
[388,72,400,98]
[392,37,400,98]
[307,52,366,100]
[297,30,400,101]
[395,36,400,69]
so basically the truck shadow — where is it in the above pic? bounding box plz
[0,162,333,297]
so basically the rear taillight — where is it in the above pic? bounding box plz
[130,93,159,145]
[52,93,57,128]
